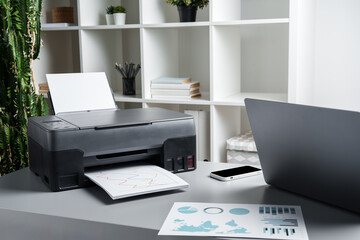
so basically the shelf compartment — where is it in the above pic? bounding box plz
[212,24,289,102]
[144,103,211,161]
[80,28,141,94]
[79,0,140,26]
[141,0,209,24]
[142,27,210,99]
[211,105,251,162]
[42,0,78,26]
[212,0,289,22]
[33,30,80,86]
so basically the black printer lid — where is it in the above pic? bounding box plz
[57,107,192,129]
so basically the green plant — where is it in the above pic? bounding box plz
[166,0,209,9]
[106,5,114,14]
[0,0,48,175]
[114,5,126,13]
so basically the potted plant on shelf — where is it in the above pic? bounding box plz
[113,5,126,25]
[105,5,114,25]
[166,0,209,22]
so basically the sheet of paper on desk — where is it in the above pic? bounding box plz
[85,164,189,200]
[159,202,309,240]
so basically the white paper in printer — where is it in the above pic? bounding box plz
[85,164,189,200]
[46,72,116,114]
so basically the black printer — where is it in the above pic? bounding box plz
[28,108,196,191]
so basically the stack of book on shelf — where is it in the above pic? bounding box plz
[38,83,49,95]
[151,77,201,99]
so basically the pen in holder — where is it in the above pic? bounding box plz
[115,62,141,95]
[122,77,135,95]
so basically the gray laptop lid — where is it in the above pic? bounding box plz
[245,98,360,213]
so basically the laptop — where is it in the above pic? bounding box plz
[245,98,360,213]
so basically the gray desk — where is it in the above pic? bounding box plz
[0,161,359,240]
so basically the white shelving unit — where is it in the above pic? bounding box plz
[34,0,296,163]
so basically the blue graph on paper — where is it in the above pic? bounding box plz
[178,206,198,214]
[229,208,250,215]
[159,203,308,240]
[262,218,298,227]
[173,219,249,234]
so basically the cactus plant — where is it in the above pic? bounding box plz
[0,0,48,175]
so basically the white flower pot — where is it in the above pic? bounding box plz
[114,13,126,25]
[105,14,114,25]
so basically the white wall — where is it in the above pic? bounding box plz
[296,0,360,111]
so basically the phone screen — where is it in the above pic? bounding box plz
[211,166,261,177]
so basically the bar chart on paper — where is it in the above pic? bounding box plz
[159,202,309,240]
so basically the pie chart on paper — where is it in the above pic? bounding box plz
[178,206,198,214]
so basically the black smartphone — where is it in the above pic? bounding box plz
[210,166,262,181]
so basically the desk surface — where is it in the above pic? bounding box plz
[0,161,359,240]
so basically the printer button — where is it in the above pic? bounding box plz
[187,155,194,169]
[165,158,174,171]
[177,157,184,171]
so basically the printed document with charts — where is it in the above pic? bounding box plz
[159,202,309,240]
[85,164,189,200]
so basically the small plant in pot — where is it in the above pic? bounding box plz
[105,5,114,25]
[113,5,126,25]
[166,0,209,22]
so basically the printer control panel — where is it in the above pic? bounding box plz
[44,120,75,130]
[39,116,78,131]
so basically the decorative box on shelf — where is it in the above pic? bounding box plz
[226,131,260,167]
[52,7,74,24]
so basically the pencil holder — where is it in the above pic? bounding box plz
[122,77,135,95]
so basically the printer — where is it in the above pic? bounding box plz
[28,108,196,191]
[27,73,196,191]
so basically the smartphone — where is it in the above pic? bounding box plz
[210,166,262,181]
